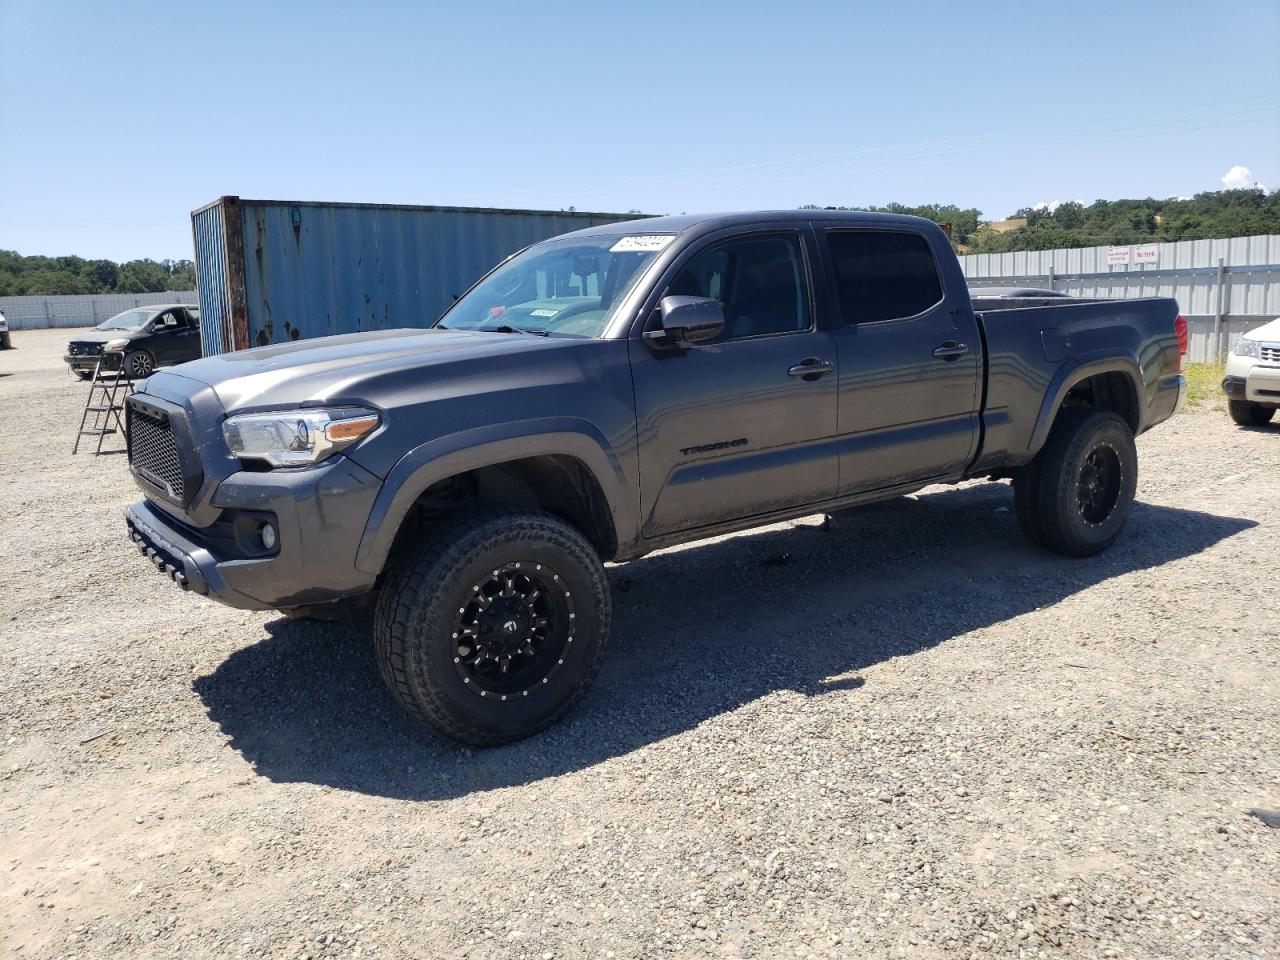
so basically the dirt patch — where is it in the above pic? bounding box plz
[2,328,1278,959]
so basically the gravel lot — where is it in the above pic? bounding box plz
[2,327,1278,960]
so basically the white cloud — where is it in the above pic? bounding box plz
[1221,165,1266,190]
[1032,199,1086,213]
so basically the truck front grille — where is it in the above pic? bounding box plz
[127,405,184,502]
[1261,343,1280,363]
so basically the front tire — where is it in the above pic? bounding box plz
[73,369,93,381]
[124,349,155,378]
[1015,408,1138,557]
[373,509,611,746]
[1228,399,1275,426]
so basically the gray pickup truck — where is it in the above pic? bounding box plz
[123,211,1187,745]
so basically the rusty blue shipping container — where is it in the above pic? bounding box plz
[191,197,646,355]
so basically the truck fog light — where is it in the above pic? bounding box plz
[261,523,277,551]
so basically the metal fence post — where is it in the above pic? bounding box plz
[1212,257,1226,361]
[1047,265,1055,292]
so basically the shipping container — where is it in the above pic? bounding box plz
[191,197,647,355]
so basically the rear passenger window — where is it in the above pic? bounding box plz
[825,231,943,325]
[665,234,809,340]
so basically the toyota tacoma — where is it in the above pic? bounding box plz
[123,211,1187,745]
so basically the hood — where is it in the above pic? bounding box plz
[150,327,586,412]
[1243,317,1280,342]
[70,330,130,345]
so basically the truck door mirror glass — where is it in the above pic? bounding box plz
[644,296,724,348]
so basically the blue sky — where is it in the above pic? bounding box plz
[2,0,1278,261]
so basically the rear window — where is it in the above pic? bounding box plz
[825,231,943,325]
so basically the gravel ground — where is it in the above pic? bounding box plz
[2,327,1278,960]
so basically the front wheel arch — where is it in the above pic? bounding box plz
[355,422,633,576]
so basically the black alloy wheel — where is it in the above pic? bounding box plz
[451,561,576,702]
[1075,444,1123,527]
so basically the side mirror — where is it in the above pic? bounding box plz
[643,296,724,349]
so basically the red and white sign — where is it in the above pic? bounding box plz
[1133,244,1159,264]
[1107,246,1130,265]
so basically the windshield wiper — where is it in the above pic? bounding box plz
[490,324,549,337]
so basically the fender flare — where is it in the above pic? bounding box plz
[354,417,634,575]
[1027,353,1145,455]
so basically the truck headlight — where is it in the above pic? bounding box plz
[222,407,380,467]
[104,338,130,352]
[1232,338,1260,359]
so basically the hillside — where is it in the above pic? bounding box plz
[803,189,1279,254]
[0,251,195,297]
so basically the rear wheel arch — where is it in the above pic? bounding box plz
[1031,362,1142,455]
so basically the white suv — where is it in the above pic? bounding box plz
[1224,317,1280,426]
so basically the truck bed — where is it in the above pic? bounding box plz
[970,296,1183,473]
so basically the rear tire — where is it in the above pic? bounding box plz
[1016,408,1138,557]
[373,508,611,746]
[1012,457,1047,548]
[1228,399,1275,426]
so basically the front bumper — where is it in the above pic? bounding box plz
[65,354,104,371]
[1223,353,1280,406]
[124,457,384,611]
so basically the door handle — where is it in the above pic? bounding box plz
[932,341,969,361]
[788,358,834,381]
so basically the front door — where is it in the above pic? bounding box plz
[818,227,982,494]
[629,230,839,539]
[149,309,191,365]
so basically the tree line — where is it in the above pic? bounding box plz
[0,251,196,297]
[4,189,1277,295]
[801,189,1280,253]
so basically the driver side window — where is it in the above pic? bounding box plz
[156,310,185,330]
[665,234,809,341]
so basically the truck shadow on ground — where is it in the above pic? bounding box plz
[194,482,1255,801]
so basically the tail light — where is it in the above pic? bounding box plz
[1175,315,1188,372]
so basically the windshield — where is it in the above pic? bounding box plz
[436,234,674,338]
[96,308,153,332]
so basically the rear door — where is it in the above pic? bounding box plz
[817,226,982,494]
[629,228,839,538]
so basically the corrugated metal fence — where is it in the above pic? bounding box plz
[961,235,1279,363]
[0,292,198,330]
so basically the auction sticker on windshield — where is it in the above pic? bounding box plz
[610,235,675,253]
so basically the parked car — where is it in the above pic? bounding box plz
[1222,317,1280,426]
[65,304,201,379]
[0,309,10,349]
[121,211,1186,746]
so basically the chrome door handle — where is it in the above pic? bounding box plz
[932,341,969,361]
[788,358,834,380]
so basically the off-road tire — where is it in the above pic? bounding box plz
[1016,408,1138,557]
[373,508,611,746]
[1228,399,1275,427]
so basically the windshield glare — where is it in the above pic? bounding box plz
[96,308,153,332]
[436,234,672,338]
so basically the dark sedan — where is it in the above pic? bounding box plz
[66,304,202,379]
